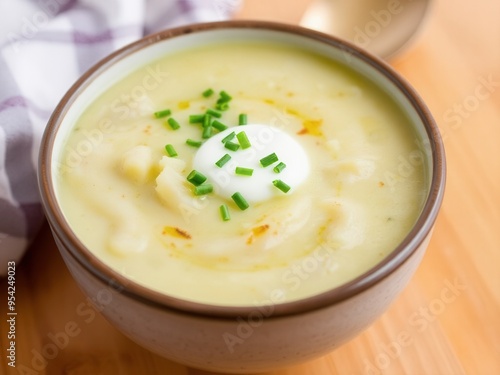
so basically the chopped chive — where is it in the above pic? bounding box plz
[215,153,231,168]
[215,91,232,111]
[238,113,248,126]
[221,131,236,144]
[272,179,291,193]
[194,183,213,196]
[236,131,251,149]
[202,125,213,139]
[219,204,231,221]
[260,152,279,167]
[206,108,222,118]
[189,114,205,124]
[153,109,171,118]
[212,120,228,131]
[187,170,207,186]
[231,192,249,211]
[186,138,202,148]
[216,101,230,111]
[203,114,212,128]
[273,162,286,173]
[165,144,177,157]
[235,167,254,176]
[224,141,240,151]
[219,91,232,102]
[202,88,214,98]
[167,117,180,130]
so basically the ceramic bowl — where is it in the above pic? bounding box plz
[38,21,445,373]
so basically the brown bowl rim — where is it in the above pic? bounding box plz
[38,20,446,320]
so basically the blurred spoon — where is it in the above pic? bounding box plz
[300,0,433,60]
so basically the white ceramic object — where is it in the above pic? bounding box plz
[300,0,433,59]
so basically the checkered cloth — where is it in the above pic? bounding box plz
[0,0,240,273]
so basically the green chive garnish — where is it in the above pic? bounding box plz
[238,113,247,126]
[260,152,279,167]
[187,170,207,186]
[215,154,231,168]
[224,141,240,151]
[165,144,177,157]
[273,162,286,173]
[202,88,214,98]
[153,109,171,118]
[216,102,230,111]
[167,117,180,130]
[216,91,232,111]
[219,91,232,102]
[206,108,222,118]
[203,114,212,128]
[212,120,228,131]
[272,179,291,193]
[202,125,213,139]
[186,139,202,148]
[194,183,213,196]
[219,204,231,221]
[189,114,205,124]
[236,131,251,149]
[232,192,249,211]
[235,167,253,176]
[221,132,236,144]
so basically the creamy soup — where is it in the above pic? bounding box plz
[56,41,427,306]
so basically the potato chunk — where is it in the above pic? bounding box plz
[121,145,154,184]
[155,157,192,213]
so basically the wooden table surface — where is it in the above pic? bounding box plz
[1,0,499,374]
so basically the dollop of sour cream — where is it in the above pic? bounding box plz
[193,124,310,204]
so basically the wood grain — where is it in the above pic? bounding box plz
[1,0,499,374]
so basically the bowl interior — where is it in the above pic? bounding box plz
[43,22,444,318]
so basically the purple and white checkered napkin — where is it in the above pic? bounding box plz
[0,0,240,273]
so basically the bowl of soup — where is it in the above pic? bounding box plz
[38,21,445,373]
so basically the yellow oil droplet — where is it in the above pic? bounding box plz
[299,119,323,136]
[162,226,192,239]
[178,101,190,110]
